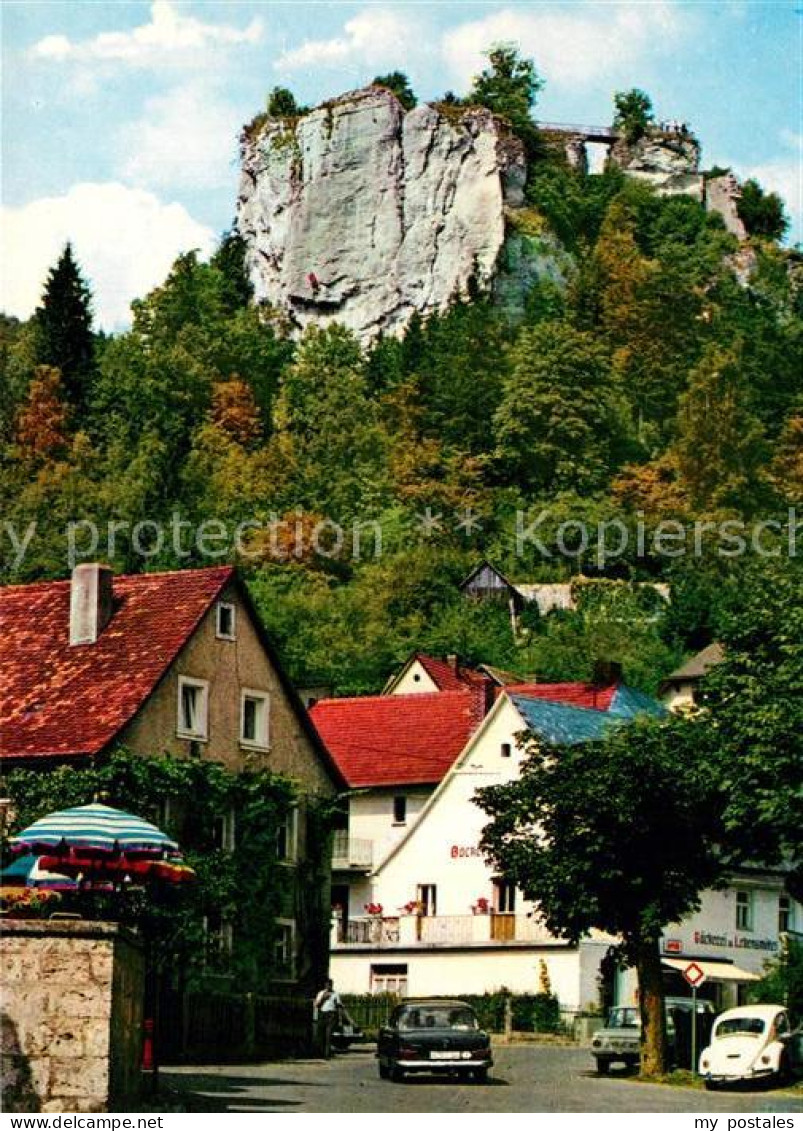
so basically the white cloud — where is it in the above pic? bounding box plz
[30,1,262,67]
[442,3,688,90]
[116,83,241,192]
[276,9,418,72]
[0,183,215,332]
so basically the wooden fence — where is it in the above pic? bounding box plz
[159,989,313,1062]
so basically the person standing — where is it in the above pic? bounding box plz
[314,978,341,1059]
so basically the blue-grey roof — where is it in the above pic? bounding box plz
[511,685,665,746]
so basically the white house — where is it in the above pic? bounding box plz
[312,663,799,1016]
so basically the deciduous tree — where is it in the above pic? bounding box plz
[478,715,726,1075]
[494,321,631,493]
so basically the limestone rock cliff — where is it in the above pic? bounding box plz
[237,87,526,342]
[610,130,704,200]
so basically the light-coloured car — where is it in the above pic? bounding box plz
[699,1005,803,1089]
[591,998,715,1074]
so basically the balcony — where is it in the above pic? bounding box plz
[331,912,561,949]
[331,830,373,872]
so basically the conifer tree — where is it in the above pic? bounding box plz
[34,243,95,412]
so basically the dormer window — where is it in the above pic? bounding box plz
[177,677,208,740]
[216,602,236,640]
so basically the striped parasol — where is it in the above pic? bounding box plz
[9,802,179,859]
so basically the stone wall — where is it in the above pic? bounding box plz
[1,920,144,1112]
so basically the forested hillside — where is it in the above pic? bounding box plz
[2,53,800,695]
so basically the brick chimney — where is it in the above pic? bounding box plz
[592,659,623,686]
[69,563,114,645]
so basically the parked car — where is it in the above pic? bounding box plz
[591,998,716,1074]
[699,1005,803,1089]
[377,1000,493,1083]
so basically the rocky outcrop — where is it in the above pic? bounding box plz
[610,130,704,200]
[237,87,526,342]
[704,173,748,239]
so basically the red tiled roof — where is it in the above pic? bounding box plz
[502,682,618,711]
[0,567,235,760]
[414,654,489,692]
[309,690,484,788]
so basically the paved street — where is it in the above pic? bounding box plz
[163,1045,803,1113]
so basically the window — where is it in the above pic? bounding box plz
[203,912,233,966]
[736,890,753,931]
[240,689,270,749]
[371,963,408,996]
[177,677,208,740]
[273,919,295,977]
[276,808,298,863]
[492,878,516,913]
[416,883,437,916]
[393,795,407,825]
[216,602,236,640]
[779,896,793,933]
[501,743,512,758]
[213,809,236,852]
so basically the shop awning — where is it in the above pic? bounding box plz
[662,958,760,983]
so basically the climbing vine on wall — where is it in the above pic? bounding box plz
[1,749,329,992]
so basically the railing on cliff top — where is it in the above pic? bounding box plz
[535,121,619,141]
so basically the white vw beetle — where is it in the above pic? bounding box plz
[699,1005,802,1089]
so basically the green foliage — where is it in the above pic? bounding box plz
[274,324,389,517]
[341,990,564,1035]
[267,86,303,118]
[613,88,655,144]
[494,320,632,493]
[673,344,770,513]
[371,72,417,110]
[751,939,803,1024]
[33,243,96,412]
[695,556,803,892]
[1,750,309,991]
[528,992,562,1033]
[478,716,726,949]
[737,179,789,241]
[210,229,254,311]
[469,44,543,158]
[477,714,727,1072]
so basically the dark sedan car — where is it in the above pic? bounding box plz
[377,1000,493,1083]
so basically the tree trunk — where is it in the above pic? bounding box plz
[635,934,668,1076]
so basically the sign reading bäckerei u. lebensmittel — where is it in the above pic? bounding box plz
[662,931,780,954]
[693,930,779,952]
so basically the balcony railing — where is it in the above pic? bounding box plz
[341,917,400,945]
[331,830,373,871]
[332,912,560,948]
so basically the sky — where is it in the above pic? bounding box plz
[2,0,801,331]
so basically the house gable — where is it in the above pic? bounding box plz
[369,694,529,912]
[120,577,342,794]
